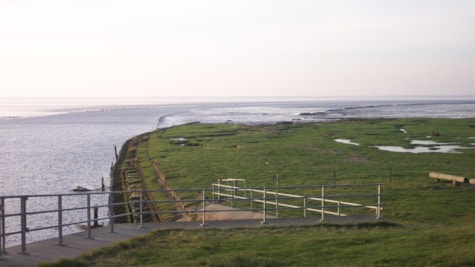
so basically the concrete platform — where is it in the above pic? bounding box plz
[1,215,378,266]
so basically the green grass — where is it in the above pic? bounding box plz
[40,118,475,266]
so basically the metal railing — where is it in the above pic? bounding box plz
[0,183,382,254]
[211,182,382,223]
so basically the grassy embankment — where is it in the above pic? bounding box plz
[41,118,475,266]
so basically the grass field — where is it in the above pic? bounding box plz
[41,118,475,266]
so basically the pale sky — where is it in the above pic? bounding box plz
[0,0,474,98]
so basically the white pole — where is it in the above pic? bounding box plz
[377,184,382,219]
[261,187,267,224]
[321,185,325,221]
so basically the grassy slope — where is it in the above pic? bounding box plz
[41,118,475,267]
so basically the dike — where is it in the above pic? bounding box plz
[110,137,133,223]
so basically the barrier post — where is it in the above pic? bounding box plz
[139,190,144,228]
[261,187,267,224]
[201,188,207,227]
[303,197,307,218]
[109,192,115,233]
[321,185,325,221]
[250,190,253,210]
[1,197,4,254]
[93,206,99,227]
[20,196,28,254]
[377,184,382,219]
[231,184,235,208]
[58,195,63,246]
[212,183,215,202]
[218,179,221,201]
[275,175,279,218]
[86,194,92,239]
[338,201,341,216]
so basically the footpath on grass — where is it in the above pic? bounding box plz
[2,215,378,267]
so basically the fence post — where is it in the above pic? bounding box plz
[303,197,307,218]
[58,195,63,246]
[338,201,341,216]
[233,180,238,206]
[218,179,221,201]
[93,206,99,227]
[87,194,92,239]
[212,183,215,202]
[109,192,115,233]
[231,184,235,208]
[261,187,267,224]
[201,188,207,227]
[0,197,3,256]
[1,197,4,254]
[20,196,28,254]
[321,185,325,222]
[139,190,144,228]
[377,184,382,219]
[250,189,253,210]
[276,175,279,218]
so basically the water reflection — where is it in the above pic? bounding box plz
[335,138,474,154]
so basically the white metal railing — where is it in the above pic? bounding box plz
[211,182,382,223]
[0,183,382,255]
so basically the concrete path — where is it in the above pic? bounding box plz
[1,215,377,267]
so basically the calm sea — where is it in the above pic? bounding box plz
[1,96,474,246]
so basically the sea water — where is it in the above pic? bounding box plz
[1,96,475,246]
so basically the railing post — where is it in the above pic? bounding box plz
[139,190,144,228]
[109,192,115,233]
[212,183,215,202]
[218,179,221,201]
[20,196,28,254]
[321,185,325,222]
[338,201,341,216]
[86,194,92,239]
[303,197,307,218]
[1,197,4,254]
[231,185,235,208]
[377,184,382,219]
[93,205,99,227]
[201,188,207,227]
[0,197,3,255]
[58,195,63,246]
[261,187,267,224]
[250,189,253,210]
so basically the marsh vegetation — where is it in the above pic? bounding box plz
[42,118,475,266]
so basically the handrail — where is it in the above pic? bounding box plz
[0,183,382,254]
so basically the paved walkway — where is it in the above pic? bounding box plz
[1,216,376,267]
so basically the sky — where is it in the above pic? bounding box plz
[0,0,474,98]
